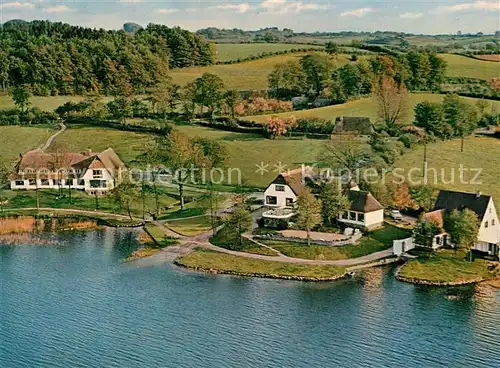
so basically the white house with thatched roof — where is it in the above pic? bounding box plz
[10,148,125,196]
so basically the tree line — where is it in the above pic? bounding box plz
[268,51,447,100]
[0,21,215,96]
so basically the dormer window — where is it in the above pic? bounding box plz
[275,185,285,192]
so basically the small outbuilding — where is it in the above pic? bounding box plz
[333,116,374,135]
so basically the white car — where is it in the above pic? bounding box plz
[390,210,403,221]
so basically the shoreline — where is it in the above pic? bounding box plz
[174,260,349,282]
[394,262,495,286]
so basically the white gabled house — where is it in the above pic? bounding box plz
[337,190,384,231]
[10,148,125,196]
[262,166,384,230]
[417,190,500,258]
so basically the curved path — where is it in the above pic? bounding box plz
[40,122,67,151]
[154,222,394,267]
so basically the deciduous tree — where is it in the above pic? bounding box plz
[319,181,351,226]
[10,85,31,113]
[414,219,442,248]
[226,206,252,247]
[373,76,409,129]
[300,54,333,97]
[296,189,322,246]
[445,209,480,262]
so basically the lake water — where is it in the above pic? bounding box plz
[0,228,499,368]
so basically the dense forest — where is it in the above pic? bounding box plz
[0,21,215,95]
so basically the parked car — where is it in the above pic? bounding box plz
[390,210,403,221]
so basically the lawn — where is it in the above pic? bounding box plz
[176,248,346,279]
[439,54,500,81]
[215,43,323,62]
[170,52,352,90]
[0,95,113,111]
[246,94,500,125]
[211,226,278,256]
[398,250,497,284]
[3,189,178,218]
[176,124,356,187]
[47,125,153,165]
[144,223,178,247]
[260,225,410,261]
[0,126,54,164]
[395,136,500,203]
[166,215,213,236]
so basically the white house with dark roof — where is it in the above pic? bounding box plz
[262,167,384,230]
[420,190,500,257]
[10,148,125,196]
[337,190,384,231]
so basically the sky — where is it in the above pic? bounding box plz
[0,0,499,34]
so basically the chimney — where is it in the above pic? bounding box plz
[477,191,482,198]
[82,149,92,157]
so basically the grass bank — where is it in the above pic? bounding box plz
[144,223,178,247]
[175,248,347,281]
[211,226,278,256]
[397,250,499,285]
[259,225,411,261]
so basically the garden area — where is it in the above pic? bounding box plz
[397,249,499,285]
[258,225,411,261]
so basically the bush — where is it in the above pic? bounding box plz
[291,117,336,135]
[399,133,419,148]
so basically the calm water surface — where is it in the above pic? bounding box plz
[0,228,499,368]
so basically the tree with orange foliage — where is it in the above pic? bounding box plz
[388,182,416,210]
[491,77,500,92]
[265,116,297,138]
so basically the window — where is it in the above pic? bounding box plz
[485,221,489,228]
[275,185,285,192]
[92,170,103,179]
[492,219,496,226]
[78,180,85,186]
[90,180,106,189]
[286,198,294,207]
[41,179,50,186]
[15,180,25,186]
[28,179,36,186]
[358,213,365,222]
[266,196,277,205]
[349,212,357,221]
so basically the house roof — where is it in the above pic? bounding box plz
[422,209,446,232]
[334,116,374,135]
[11,148,124,180]
[434,190,491,220]
[347,190,384,213]
[14,149,86,171]
[269,166,314,196]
